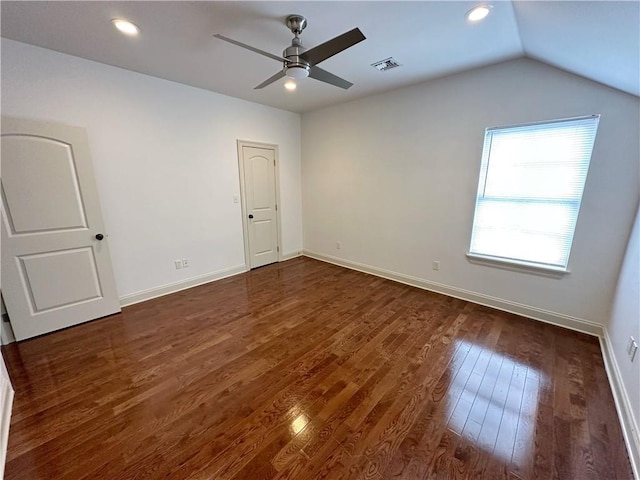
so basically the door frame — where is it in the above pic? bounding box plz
[236,140,283,270]
[0,352,13,479]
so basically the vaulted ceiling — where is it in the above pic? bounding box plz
[2,1,638,113]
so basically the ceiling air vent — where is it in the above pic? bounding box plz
[371,57,401,71]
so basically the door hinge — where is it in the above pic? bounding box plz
[274,159,276,166]
[277,246,280,252]
[275,204,278,211]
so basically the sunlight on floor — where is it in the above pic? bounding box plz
[445,339,544,466]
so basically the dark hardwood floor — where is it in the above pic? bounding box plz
[2,257,633,479]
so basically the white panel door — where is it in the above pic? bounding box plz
[1,117,121,340]
[241,145,279,269]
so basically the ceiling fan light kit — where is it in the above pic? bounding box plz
[214,14,365,90]
[286,66,309,80]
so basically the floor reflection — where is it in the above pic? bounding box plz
[445,339,543,466]
[291,413,309,435]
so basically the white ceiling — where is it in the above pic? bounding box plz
[1,1,638,113]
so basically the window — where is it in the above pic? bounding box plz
[468,115,600,272]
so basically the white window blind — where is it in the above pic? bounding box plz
[469,115,600,271]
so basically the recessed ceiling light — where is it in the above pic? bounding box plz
[284,79,297,91]
[111,19,140,36]
[466,5,492,22]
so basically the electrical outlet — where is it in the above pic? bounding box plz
[174,260,182,270]
[628,336,638,362]
[182,258,189,268]
[336,241,341,250]
[432,260,440,271]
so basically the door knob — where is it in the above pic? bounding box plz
[248,214,254,219]
[95,233,104,240]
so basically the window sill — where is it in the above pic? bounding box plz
[465,253,570,278]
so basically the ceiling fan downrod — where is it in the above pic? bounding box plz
[283,15,310,78]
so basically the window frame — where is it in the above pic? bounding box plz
[466,114,600,275]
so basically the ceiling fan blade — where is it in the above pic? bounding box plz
[308,66,353,90]
[300,28,366,66]
[254,70,286,89]
[213,34,286,63]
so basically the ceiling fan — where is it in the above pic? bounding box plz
[214,15,365,90]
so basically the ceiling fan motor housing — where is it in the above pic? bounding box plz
[283,35,310,78]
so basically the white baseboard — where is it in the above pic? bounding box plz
[303,250,603,337]
[120,253,302,308]
[281,251,302,261]
[119,264,247,308]
[601,330,640,480]
[0,319,15,346]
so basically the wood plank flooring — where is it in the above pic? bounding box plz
[1,257,633,479]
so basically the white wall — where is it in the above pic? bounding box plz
[1,39,302,299]
[302,58,640,327]
[608,203,640,468]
